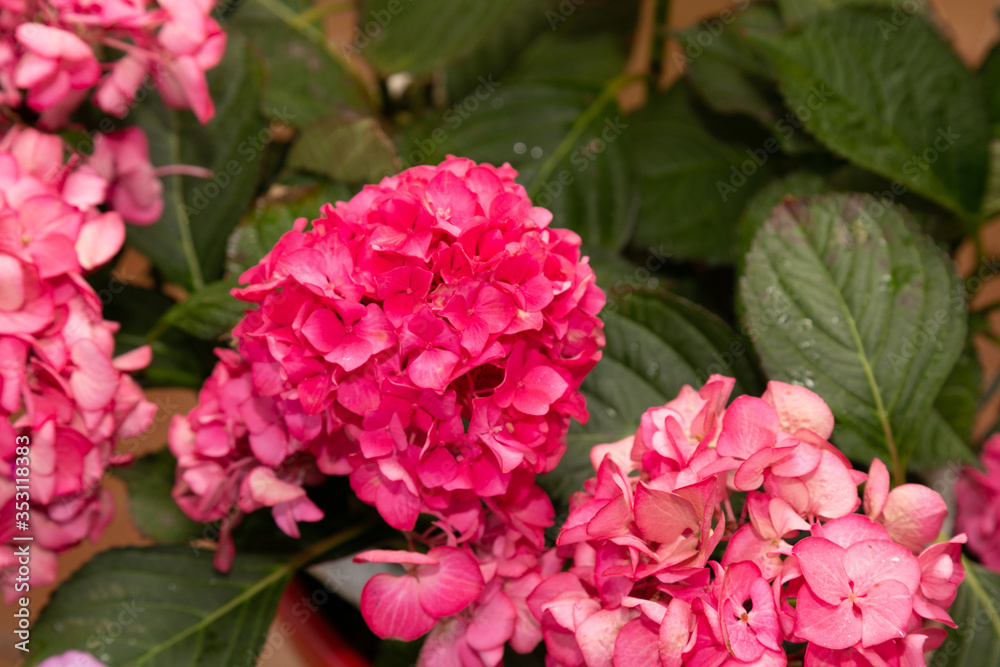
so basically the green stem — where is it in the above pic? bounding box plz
[131,523,371,666]
[169,117,205,291]
[834,287,904,484]
[526,72,645,200]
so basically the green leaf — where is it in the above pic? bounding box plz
[680,4,784,128]
[981,37,1000,135]
[287,116,399,183]
[441,0,552,102]
[128,35,267,290]
[935,560,1000,667]
[739,193,968,477]
[978,42,1000,216]
[933,338,981,445]
[229,0,367,127]
[776,0,925,25]
[752,7,990,218]
[625,84,772,264]
[508,32,629,89]
[151,279,246,341]
[116,450,204,544]
[359,0,529,76]
[541,292,765,506]
[30,529,367,666]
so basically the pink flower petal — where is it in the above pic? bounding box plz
[415,546,485,618]
[360,572,436,641]
[793,537,851,604]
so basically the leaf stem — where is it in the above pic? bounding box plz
[131,522,372,665]
[168,116,205,291]
[526,72,645,200]
[835,289,904,484]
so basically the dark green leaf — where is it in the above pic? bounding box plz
[753,7,990,217]
[287,116,399,183]
[442,0,553,103]
[128,35,267,290]
[739,193,969,474]
[508,32,628,89]
[776,0,925,25]
[981,37,1000,134]
[30,528,368,666]
[933,338,980,445]
[625,84,772,263]
[229,0,367,127]
[680,4,784,129]
[541,292,765,506]
[935,560,1000,667]
[30,547,292,666]
[116,450,204,544]
[359,0,528,77]
[152,279,245,341]
[979,42,1000,216]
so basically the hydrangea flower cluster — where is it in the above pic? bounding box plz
[169,157,605,574]
[354,377,965,666]
[1,0,226,128]
[956,434,1000,572]
[0,125,161,602]
[520,377,965,667]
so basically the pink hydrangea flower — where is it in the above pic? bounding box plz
[956,434,1000,571]
[0,125,160,603]
[2,0,226,127]
[502,378,964,666]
